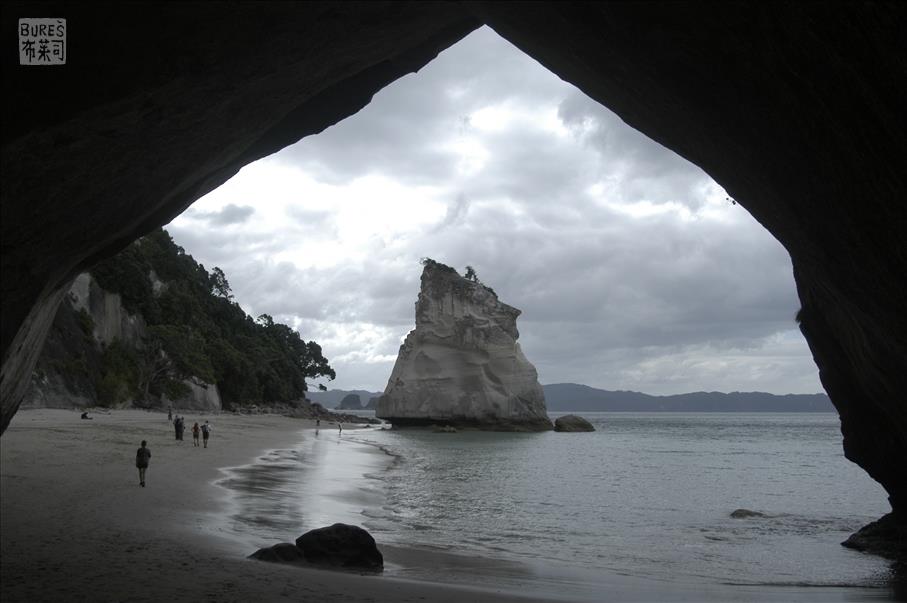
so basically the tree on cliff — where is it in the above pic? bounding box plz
[86,228,335,407]
[465,265,478,282]
[210,266,233,300]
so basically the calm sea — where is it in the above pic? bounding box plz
[213,412,899,601]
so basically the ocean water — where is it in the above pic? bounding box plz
[213,413,899,601]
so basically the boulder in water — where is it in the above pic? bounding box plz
[730,508,765,519]
[554,415,595,432]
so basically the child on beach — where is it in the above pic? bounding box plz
[191,422,200,446]
[135,440,151,487]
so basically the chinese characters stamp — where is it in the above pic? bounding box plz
[19,18,66,65]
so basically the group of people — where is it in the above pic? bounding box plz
[167,408,212,448]
[137,409,214,486]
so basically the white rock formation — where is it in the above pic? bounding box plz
[69,273,147,346]
[376,261,552,431]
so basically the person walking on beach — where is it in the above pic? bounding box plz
[135,440,151,487]
[167,406,173,422]
[338,422,343,434]
[191,422,200,447]
[201,420,212,448]
[177,416,185,441]
[174,415,180,440]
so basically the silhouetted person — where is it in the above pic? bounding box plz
[201,420,212,448]
[135,440,151,487]
[191,422,200,446]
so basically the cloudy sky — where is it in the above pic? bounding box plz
[166,27,822,396]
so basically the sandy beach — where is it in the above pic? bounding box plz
[0,409,546,603]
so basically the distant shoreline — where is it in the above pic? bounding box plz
[309,385,834,414]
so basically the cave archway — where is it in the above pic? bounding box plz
[2,1,905,526]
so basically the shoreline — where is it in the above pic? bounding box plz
[0,408,550,603]
[2,408,898,602]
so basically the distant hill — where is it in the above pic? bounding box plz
[305,385,833,413]
[542,383,833,412]
[306,389,382,409]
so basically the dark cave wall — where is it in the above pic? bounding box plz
[2,2,906,515]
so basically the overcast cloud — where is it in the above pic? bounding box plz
[167,27,821,396]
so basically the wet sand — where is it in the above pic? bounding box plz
[0,409,545,602]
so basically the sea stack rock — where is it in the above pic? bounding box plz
[336,394,363,410]
[376,260,552,431]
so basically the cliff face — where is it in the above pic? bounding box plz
[24,273,221,412]
[377,262,551,431]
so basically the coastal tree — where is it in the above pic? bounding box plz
[83,228,336,409]
[210,266,233,300]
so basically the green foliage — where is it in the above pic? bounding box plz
[96,339,141,407]
[88,228,335,408]
[210,267,233,300]
[76,308,94,338]
[50,355,89,378]
[161,379,191,400]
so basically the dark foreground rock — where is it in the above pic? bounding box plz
[249,542,305,563]
[295,523,383,571]
[553,415,595,432]
[842,513,907,560]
